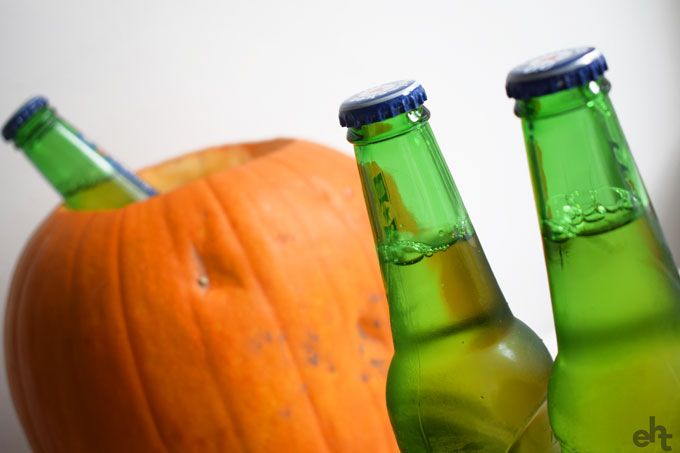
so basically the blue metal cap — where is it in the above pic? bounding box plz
[2,96,49,141]
[338,80,427,128]
[506,47,608,100]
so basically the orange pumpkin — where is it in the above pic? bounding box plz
[5,139,397,452]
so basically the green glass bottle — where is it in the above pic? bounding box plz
[2,96,156,210]
[507,47,680,452]
[339,81,558,452]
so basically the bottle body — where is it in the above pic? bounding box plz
[351,106,557,452]
[382,235,555,452]
[517,77,680,452]
[6,99,153,210]
[546,214,680,453]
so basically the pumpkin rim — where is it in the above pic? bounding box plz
[53,137,298,215]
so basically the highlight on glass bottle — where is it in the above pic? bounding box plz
[507,46,680,452]
[2,96,156,210]
[340,80,559,452]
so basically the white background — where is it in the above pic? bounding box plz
[1,0,679,450]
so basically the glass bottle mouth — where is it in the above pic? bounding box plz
[12,106,58,149]
[2,96,49,142]
[347,106,431,145]
[514,77,611,120]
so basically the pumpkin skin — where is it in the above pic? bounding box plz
[5,139,397,452]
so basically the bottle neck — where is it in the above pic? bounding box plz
[517,78,680,351]
[349,107,474,257]
[350,108,510,344]
[12,107,150,210]
[516,77,652,240]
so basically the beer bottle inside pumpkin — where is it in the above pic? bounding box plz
[339,81,559,452]
[2,96,156,210]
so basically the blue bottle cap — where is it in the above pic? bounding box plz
[506,47,608,100]
[338,80,427,128]
[2,96,50,141]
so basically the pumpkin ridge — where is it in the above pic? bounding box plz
[270,152,392,343]
[24,218,94,453]
[274,153,392,322]
[114,209,170,453]
[253,160,359,347]
[202,177,334,453]
[272,156,392,344]
[248,159,361,446]
[6,221,56,453]
[158,191,248,451]
[64,214,98,450]
[303,176,389,345]
[266,156,394,446]
[21,215,94,452]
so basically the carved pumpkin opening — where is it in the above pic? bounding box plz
[140,138,294,193]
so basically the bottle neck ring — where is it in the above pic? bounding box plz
[13,107,59,150]
[514,77,611,121]
[347,106,431,145]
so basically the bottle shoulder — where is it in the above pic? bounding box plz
[393,309,551,365]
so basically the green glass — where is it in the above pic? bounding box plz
[516,77,680,452]
[8,106,152,210]
[348,106,558,452]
